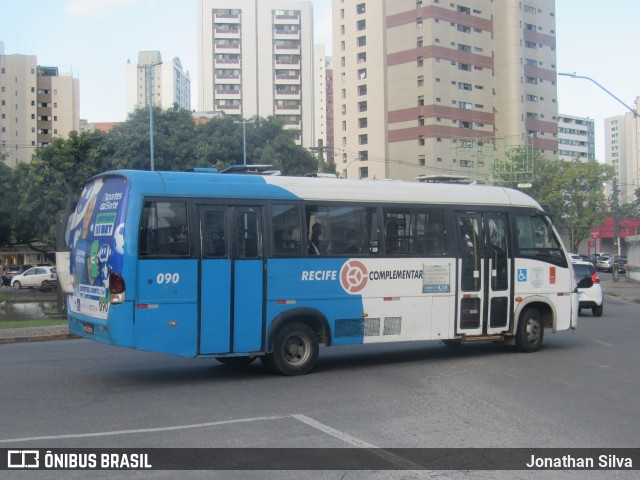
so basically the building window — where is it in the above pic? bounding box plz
[418,136,425,146]
[357,52,367,63]
[356,3,365,14]
[417,56,424,67]
[418,95,425,106]
[358,68,367,79]
[457,24,471,33]
[357,36,367,47]
[458,82,472,91]
[357,19,366,30]
[359,167,369,179]
[359,134,368,145]
[359,117,368,128]
[458,44,471,52]
[526,94,538,102]
[417,75,424,87]
[358,85,367,95]
[358,101,367,112]
[458,63,471,71]
[418,155,425,166]
[418,116,425,126]
[359,150,368,161]
[417,36,423,48]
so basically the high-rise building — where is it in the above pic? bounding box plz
[557,114,595,161]
[333,0,558,181]
[0,54,79,167]
[125,51,191,114]
[605,97,640,205]
[197,0,314,147]
[313,45,334,164]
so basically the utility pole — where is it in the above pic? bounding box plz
[612,179,621,282]
[309,139,326,173]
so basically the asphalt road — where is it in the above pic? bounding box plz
[1,293,639,479]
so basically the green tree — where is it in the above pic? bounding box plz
[619,187,640,218]
[0,162,15,245]
[494,149,614,252]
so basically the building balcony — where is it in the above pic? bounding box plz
[214,28,240,39]
[273,14,300,25]
[274,75,301,85]
[274,45,301,55]
[214,57,241,66]
[274,31,300,41]
[215,74,241,83]
[214,45,241,54]
[213,13,240,24]
[275,91,301,100]
[274,58,301,69]
[275,105,301,114]
[215,91,242,100]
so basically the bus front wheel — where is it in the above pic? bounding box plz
[515,308,544,353]
[262,322,319,375]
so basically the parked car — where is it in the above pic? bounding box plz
[569,253,582,263]
[5,264,33,280]
[596,255,613,272]
[572,261,603,317]
[10,266,57,290]
[618,256,628,274]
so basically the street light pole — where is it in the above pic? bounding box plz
[558,72,639,281]
[234,119,253,166]
[140,61,162,171]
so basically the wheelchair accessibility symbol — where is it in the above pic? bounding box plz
[517,269,527,282]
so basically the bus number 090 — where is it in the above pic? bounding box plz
[157,273,180,285]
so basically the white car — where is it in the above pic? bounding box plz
[569,253,582,263]
[11,266,58,290]
[572,261,603,317]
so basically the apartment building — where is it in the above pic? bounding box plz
[605,97,640,205]
[0,54,79,167]
[333,0,558,181]
[125,51,191,114]
[557,114,595,161]
[197,0,314,147]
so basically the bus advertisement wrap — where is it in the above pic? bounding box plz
[65,177,129,320]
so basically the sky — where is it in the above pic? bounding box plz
[1,0,639,162]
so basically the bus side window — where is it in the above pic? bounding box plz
[139,201,190,258]
[272,204,303,255]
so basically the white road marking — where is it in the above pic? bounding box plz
[591,338,616,347]
[291,414,424,470]
[0,415,288,444]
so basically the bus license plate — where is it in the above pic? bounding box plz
[83,323,94,335]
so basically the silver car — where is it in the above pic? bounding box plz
[596,255,612,272]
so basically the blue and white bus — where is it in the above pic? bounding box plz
[57,170,578,375]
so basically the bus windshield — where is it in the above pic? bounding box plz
[64,176,130,319]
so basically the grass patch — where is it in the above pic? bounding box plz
[0,292,9,302]
[0,319,67,329]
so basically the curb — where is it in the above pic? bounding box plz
[0,333,78,345]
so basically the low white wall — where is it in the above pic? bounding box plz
[625,235,640,281]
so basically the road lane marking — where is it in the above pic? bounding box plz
[291,414,423,470]
[0,415,288,444]
[591,339,616,347]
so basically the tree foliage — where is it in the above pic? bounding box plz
[2,108,323,249]
[493,148,615,252]
[619,187,640,218]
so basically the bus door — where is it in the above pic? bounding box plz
[199,206,264,354]
[455,213,511,336]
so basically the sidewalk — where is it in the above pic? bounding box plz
[599,275,640,304]
[1,276,639,344]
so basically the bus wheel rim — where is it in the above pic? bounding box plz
[283,334,310,366]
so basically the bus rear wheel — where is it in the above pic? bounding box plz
[262,322,319,376]
[515,308,544,353]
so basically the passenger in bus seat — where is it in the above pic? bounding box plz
[308,223,329,254]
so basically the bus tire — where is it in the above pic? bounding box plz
[265,322,319,376]
[515,308,544,353]
[215,356,256,367]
